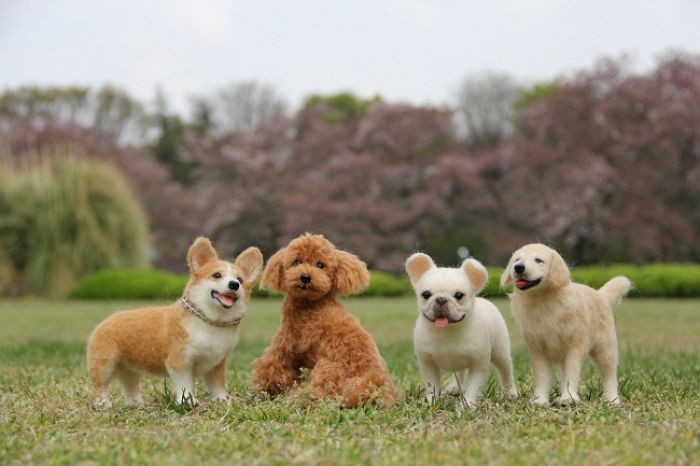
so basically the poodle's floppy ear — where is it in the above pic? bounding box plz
[500,255,514,288]
[405,253,435,285]
[261,248,287,292]
[333,250,370,296]
[188,237,218,273]
[234,247,264,286]
[547,249,571,288]
[462,258,488,294]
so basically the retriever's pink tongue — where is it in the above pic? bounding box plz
[435,317,449,329]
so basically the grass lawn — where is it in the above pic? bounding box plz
[1,297,698,465]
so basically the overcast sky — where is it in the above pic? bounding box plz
[1,0,698,113]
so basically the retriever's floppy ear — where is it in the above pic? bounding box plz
[462,258,488,294]
[547,249,571,288]
[500,255,514,288]
[261,248,287,292]
[188,237,218,272]
[405,253,435,285]
[334,250,370,296]
[234,247,264,286]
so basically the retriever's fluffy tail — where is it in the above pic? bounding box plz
[598,276,632,308]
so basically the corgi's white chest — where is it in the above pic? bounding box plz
[184,318,240,375]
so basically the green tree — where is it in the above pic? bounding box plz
[304,92,381,124]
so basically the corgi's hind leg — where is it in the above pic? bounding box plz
[87,344,117,409]
[115,367,143,406]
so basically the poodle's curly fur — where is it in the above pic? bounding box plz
[252,234,399,408]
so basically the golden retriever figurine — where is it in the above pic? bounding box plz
[501,243,631,406]
[252,233,399,408]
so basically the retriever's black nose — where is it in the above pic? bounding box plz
[514,263,525,274]
[435,297,448,306]
[300,273,312,284]
[228,280,240,290]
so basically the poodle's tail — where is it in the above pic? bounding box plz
[598,276,632,308]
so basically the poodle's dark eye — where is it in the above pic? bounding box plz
[212,272,222,279]
[293,259,302,266]
[454,292,465,300]
[534,258,544,264]
[316,262,325,269]
[421,291,432,300]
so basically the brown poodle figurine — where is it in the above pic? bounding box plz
[252,233,399,408]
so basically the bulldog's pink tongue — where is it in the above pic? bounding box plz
[435,317,449,329]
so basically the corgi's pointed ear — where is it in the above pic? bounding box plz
[334,251,370,296]
[406,253,435,285]
[500,256,514,288]
[234,247,264,286]
[187,237,218,272]
[261,248,286,292]
[462,258,488,294]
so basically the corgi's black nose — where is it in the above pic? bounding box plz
[300,273,312,284]
[435,297,447,306]
[514,263,525,274]
[228,280,240,291]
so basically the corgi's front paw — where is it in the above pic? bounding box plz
[175,390,198,407]
[124,395,144,407]
[93,394,112,410]
[209,392,230,402]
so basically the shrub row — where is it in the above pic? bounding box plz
[69,263,700,299]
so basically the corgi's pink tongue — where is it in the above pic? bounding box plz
[435,317,449,329]
[219,294,235,307]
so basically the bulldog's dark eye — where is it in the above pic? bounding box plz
[316,262,325,269]
[421,291,432,300]
[454,292,465,300]
[213,272,222,279]
[534,258,544,264]
[293,259,302,266]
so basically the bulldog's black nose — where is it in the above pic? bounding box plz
[435,297,447,306]
[300,273,312,284]
[228,280,240,290]
[514,263,525,274]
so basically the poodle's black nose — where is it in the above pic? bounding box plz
[435,297,448,306]
[300,273,312,284]
[514,263,525,274]
[228,280,240,290]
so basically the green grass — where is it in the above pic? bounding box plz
[1,297,698,465]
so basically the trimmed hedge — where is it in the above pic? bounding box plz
[68,264,700,300]
[67,269,187,300]
[68,269,413,300]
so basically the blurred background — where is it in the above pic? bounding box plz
[1,1,699,297]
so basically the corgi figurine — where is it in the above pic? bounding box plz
[87,237,263,408]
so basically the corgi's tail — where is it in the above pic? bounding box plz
[598,276,632,308]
